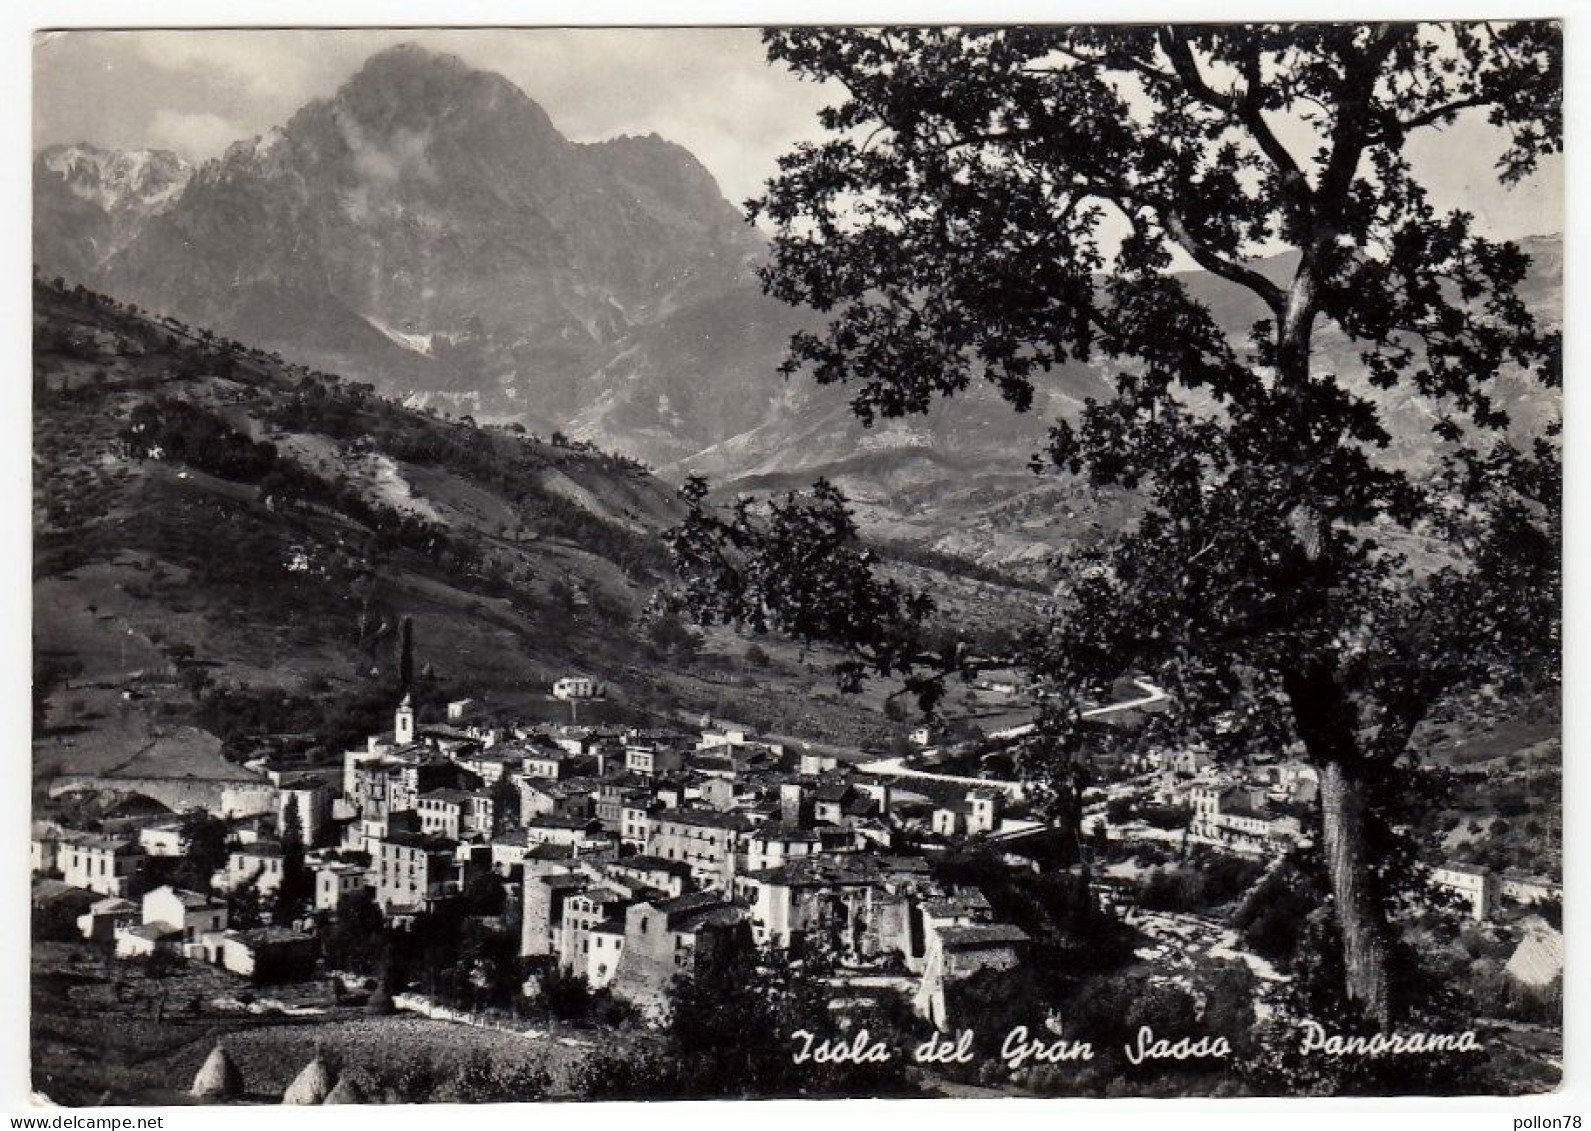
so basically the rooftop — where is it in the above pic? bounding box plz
[650,890,727,917]
[60,832,143,852]
[537,872,590,891]
[743,853,922,888]
[745,824,822,844]
[229,926,315,947]
[936,923,1029,948]
[384,831,459,853]
[88,896,138,913]
[674,906,746,934]
[234,842,284,859]
[655,809,753,832]
[528,843,578,860]
[608,854,692,878]
[156,886,225,909]
[1500,870,1558,886]
[124,922,181,941]
[528,814,600,831]
[32,879,98,909]
[420,788,478,805]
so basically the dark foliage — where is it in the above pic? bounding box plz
[1137,853,1265,914]
[578,937,922,1099]
[667,23,1562,1028]
[1233,856,1327,964]
[318,888,388,975]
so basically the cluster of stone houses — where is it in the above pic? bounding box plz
[1079,752,1317,858]
[33,693,1037,1022]
[1430,860,1561,922]
[34,681,1566,1021]
[73,882,315,980]
[1423,870,1564,990]
[1092,748,1561,930]
[1187,779,1306,851]
[521,839,1027,1021]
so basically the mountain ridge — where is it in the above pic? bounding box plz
[39,45,767,439]
[32,44,1563,574]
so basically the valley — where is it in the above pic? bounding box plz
[31,277,1050,799]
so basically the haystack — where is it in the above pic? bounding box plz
[190,1043,244,1100]
[281,1055,336,1104]
[323,1075,365,1105]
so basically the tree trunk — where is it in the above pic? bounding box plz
[1317,757,1392,1025]
[1283,662,1393,1027]
[1270,251,1399,1023]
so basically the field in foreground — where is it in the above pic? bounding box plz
[30,941,599,1106]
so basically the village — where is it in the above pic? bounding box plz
[32,666,1564,1065]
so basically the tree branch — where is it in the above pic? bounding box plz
[1375,95,1493,141]
[1318,25,1411,205]
[1159,29,1313,210]
[1162,212,1286,317]
[1043,46,1178,89]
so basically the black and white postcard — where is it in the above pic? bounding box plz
[25,17,1566,1107]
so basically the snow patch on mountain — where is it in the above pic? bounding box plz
[364,314,435,357]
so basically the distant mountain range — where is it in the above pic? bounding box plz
[33,43,1562,574]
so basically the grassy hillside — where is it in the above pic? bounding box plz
[32,278,1048,789]
[32,279,678,774]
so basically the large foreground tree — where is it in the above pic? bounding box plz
[667,23,1560,1027]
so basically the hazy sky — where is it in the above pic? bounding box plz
[33,27,1562,240]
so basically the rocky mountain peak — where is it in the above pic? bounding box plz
[33,43,771,428]
[38,143,192,215]
[329,41,563,148]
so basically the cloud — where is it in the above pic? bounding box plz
[335,108,436,189]
[130,30,388,110]
[146,109,248,160]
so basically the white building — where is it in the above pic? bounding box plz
[60,835,145,897]
[313,861,370,911]
[1431,861,1497,921]
[142,885,228,948]
[138,823,188,858]
[218,843,286,896]
[278,782,334,847]
[552,676,598,701]
[1499,870,1560,907]
[967,789,1002,835]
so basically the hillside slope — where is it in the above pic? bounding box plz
[33,280,1047,793]
[32,278,687,784]
[678,236,1561,576]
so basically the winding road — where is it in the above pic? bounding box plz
[855,678,1169,798]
